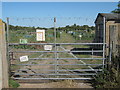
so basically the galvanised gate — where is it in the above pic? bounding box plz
[7,17,106,80]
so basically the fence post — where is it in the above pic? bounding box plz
[0,19,9,89]
[103,16,106,69]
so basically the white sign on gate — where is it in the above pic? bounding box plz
[36,29,45,41]
[44,45,52,51]
[19,39,28,44]
[79,35,82,38]
[20,56,29,62]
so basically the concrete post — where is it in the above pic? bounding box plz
[0,19,9,89]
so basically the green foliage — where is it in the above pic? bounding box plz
[111,1,120,13]
[112,9,120,13]
[9,79,20,88]
[94,69,120,88]
[64,60,69,62]
[9,23,95,49]
[56,31,61,38]
[13,45,36,49]
[31,62,38,64]
[63,24,95,31]
[69,30,95,42]
[93,56,120,88]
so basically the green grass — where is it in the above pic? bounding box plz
[56,32,76,43]
[59,53,73,58]
[63,60,69,62]
[9,79,20,88]
[11,65,20,71]
[29,53,43,58]
[70,31,95,42]
[76,54,102,64]
[31,62,38,64]
[49,62,54,64]
[76,54,91,58]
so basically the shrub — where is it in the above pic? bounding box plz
[9,79,20,88]
[93,56,120,88]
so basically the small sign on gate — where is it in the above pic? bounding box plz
[20,39,28,44]
[79,35,82,38]
[36,29,45,41]
[44,45,52,51]
[20,55,29,62]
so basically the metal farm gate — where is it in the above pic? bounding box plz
[6,17,106,80]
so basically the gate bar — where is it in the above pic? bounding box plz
[16,69,102,72]
[9,43,106,45]
[11,64,103,66]
[12,58,105,60]
[54,17,58,77]
[12,78,93,80]
[9,50,103,53]
[14,73,96,76]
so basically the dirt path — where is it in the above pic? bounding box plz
[19,80,93,88]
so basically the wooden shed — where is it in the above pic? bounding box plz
[94,13,120,57]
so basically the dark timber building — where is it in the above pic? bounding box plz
[94,13,120,57]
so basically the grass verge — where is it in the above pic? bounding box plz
[9,79,20,88]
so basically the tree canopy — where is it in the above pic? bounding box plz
[111,1,120,13]
[9,24,95,32]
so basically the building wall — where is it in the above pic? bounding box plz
[95,15,104,43]
[118,23,120,56]
[95,16,120,57]
[94,15,104,50]
[106,21,119,56]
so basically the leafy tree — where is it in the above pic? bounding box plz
[90,26,95,30]
[111,1,120,13]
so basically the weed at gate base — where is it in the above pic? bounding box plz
[9,78,20,88]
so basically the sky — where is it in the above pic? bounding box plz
[1,2,118,27]
[1,0,119,2]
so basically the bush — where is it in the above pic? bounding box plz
[9,79,20,88]
[93,56,120,88]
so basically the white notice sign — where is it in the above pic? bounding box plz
[36,29,45,41]
[20,56,29,62]
[79,35,82,38]
[44,45,52,51]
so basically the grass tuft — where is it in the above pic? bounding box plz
[9,79,20,88]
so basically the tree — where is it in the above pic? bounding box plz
[111,1,120,13]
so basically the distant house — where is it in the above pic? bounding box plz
[67,31,73,34]
[94,13,120,56]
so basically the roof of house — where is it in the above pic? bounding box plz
[95,13,120,23]
[100,13,120,19]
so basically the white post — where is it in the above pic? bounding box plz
[54,17,57,75]
[92,49,93,59]
[103,17,106,69]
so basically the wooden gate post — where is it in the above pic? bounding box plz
[0,19,9,89]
